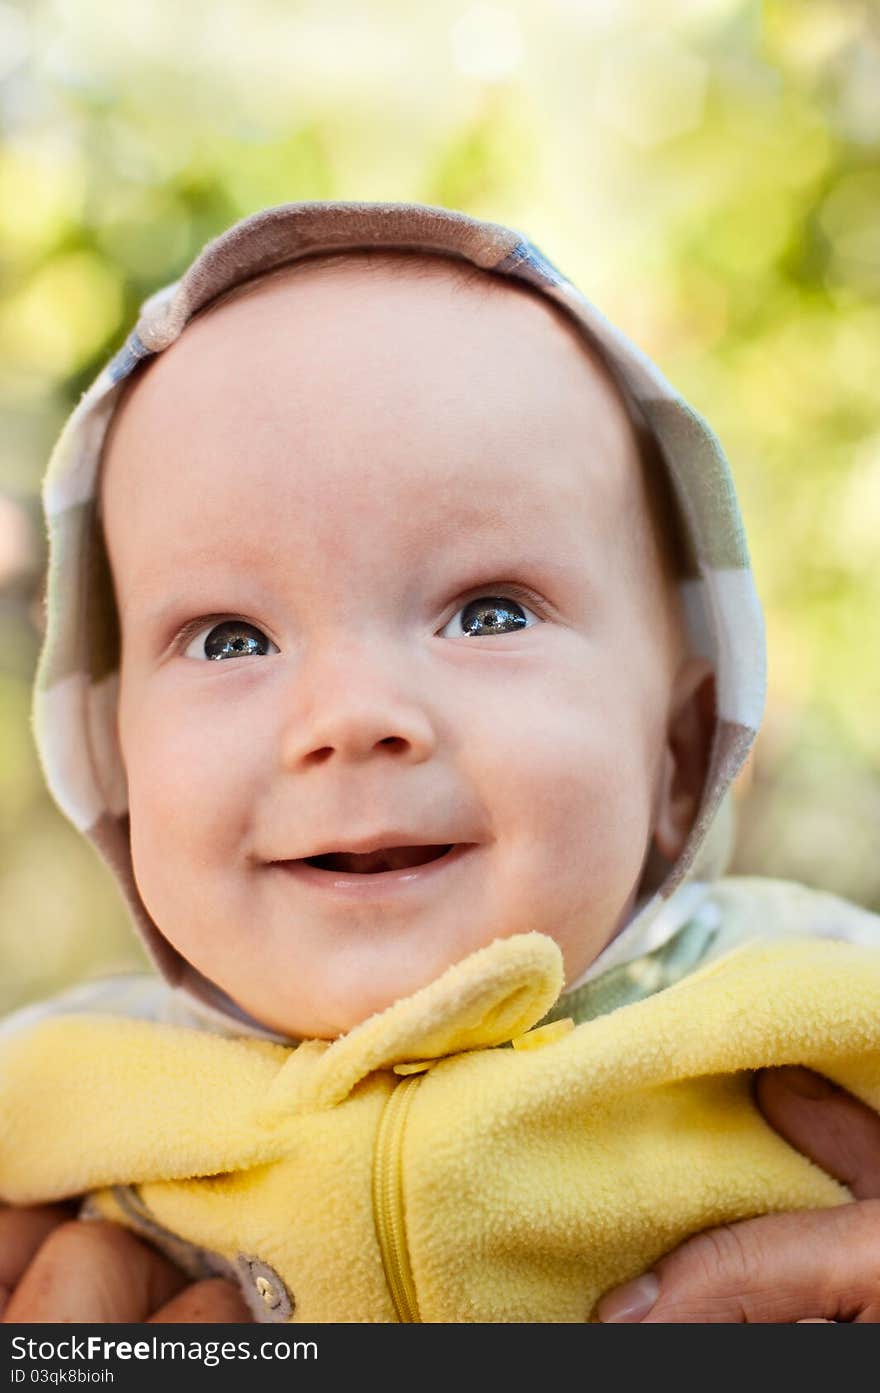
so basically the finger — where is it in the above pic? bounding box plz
[755,1067,880,1200]
[597,1199,880,1322]
[0,1205,76,1316]
[2,1219,189,1323]
[149,1277,253,1323]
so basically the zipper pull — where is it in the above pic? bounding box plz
[511,1017,575,1051]
[392,1059,438,1076]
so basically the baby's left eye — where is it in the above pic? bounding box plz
[440,595,540,639]
[184,619,279,661]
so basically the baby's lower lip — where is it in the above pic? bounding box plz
[271,843,477,900]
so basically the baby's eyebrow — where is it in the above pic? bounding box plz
[120,577,263,634]
[134,588,270,634]
[123,532,598,641]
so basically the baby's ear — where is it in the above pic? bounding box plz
[652,656,716,864]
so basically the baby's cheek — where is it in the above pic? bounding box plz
[497,700,654,928]
[124,703,253,871]
[488,701,638,833]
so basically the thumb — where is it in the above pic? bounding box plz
[595,1066,880,1323]
[754,1066,880,1200]
[596,1201,880,1322]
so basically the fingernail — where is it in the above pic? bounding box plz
[776,1066,837,1100]
[597,1272,660,1323]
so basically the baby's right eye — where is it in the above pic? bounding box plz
[183,619,279,661]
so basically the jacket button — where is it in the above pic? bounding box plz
[236,1255,294,1321]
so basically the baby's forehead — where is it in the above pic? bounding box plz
[101,251,684,605]
[105,250,645,506]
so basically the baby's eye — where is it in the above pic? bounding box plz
[183,619,279,661]
[440,595,540,639]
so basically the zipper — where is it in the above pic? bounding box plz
[369,1022,573,1321]
[372,1069,427,1322]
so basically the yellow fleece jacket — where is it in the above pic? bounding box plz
[2,932,880,1323]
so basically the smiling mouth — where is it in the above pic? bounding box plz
[303,845,454,875]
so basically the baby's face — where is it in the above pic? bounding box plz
[101,255,702,1039]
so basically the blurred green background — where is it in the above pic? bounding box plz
[1,0,878,1014]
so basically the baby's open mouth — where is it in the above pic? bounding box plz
[303,845,454,875]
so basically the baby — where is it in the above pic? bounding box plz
[2,201,879,1323]
[98,239,710,1042]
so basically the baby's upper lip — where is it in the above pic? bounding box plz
[275,832,473,861]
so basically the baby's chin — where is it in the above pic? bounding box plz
[240,972,454,1042]
[225,934,548,1042]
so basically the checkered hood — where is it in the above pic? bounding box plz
[31,200,766,1032]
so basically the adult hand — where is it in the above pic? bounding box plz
[597,1065,880,1322]
[0,1205,252,1322]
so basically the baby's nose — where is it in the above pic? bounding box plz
[277,646,436,768]
[281,721,434,769]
